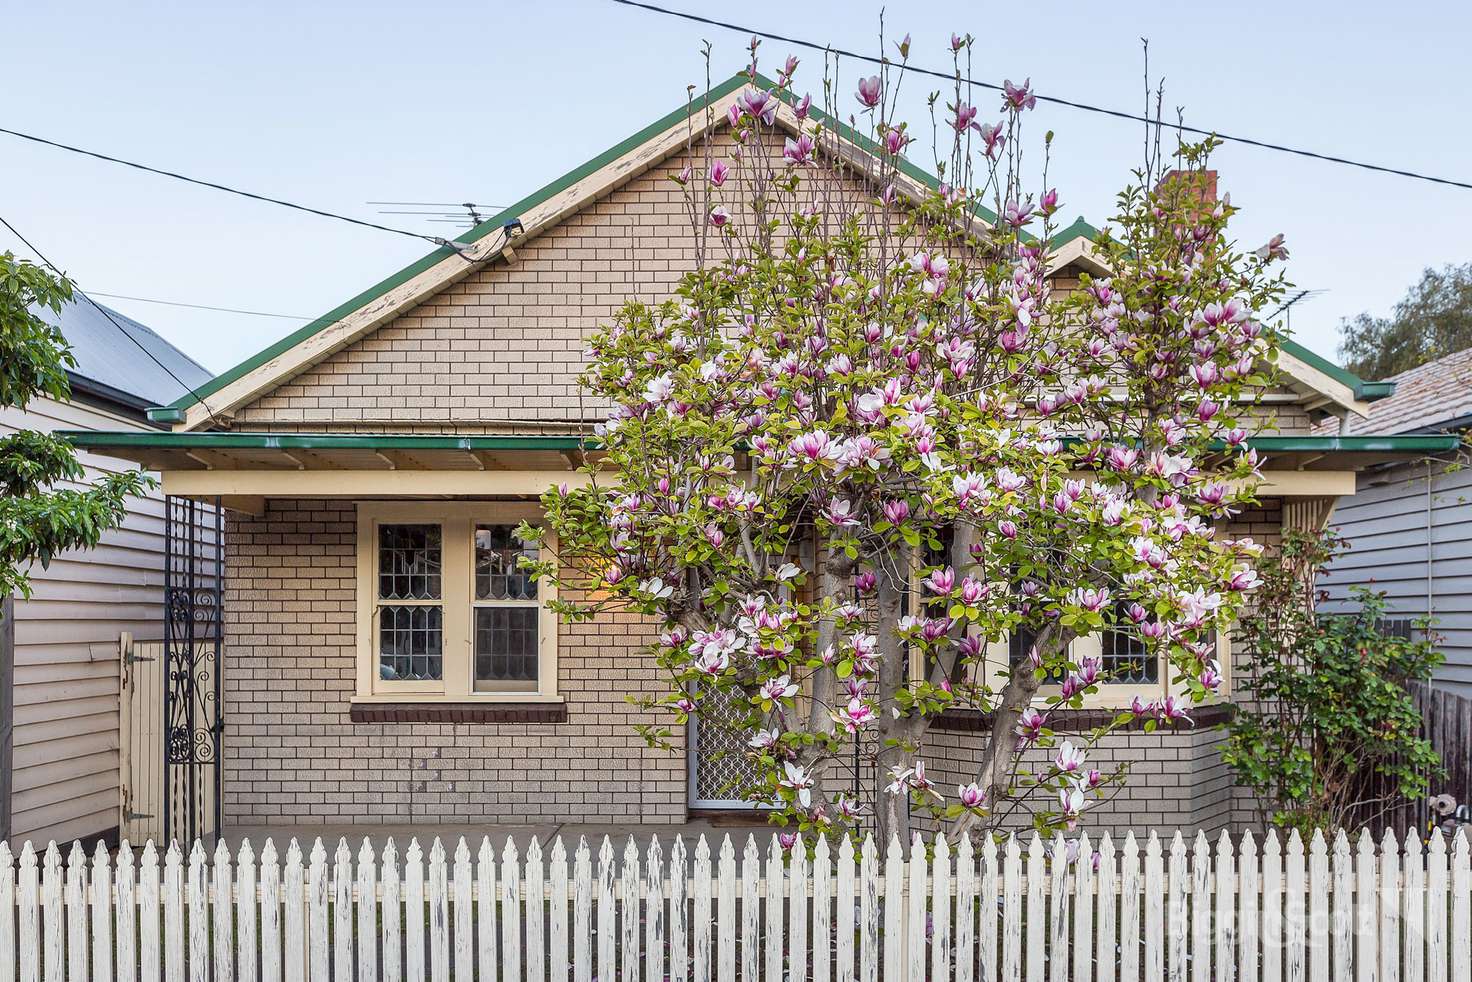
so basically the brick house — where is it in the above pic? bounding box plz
[66,73,1456,838]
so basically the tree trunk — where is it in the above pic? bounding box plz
[874,548,912,845]
[950,622,1075,839]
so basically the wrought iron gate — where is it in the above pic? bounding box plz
[163,495,223,845]
[688,687,767,808]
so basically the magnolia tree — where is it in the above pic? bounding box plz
[525,37,1289,842]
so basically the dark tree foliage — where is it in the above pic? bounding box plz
[0,252,154,600]
[1338,262,1472,380]
[1223,528,1442,835]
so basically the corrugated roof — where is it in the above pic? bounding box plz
[1344,347,1472,435]
[30,294,213,409]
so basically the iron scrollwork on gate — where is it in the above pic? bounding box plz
[163,495,224,845]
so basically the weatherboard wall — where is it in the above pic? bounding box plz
[0,395,166,849]
[1325,455,1472,695]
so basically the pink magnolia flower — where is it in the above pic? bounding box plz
[778,831,799,852]
[709,206,730,227]
[882,126,909,155]
[1059,784,1090,824]
[1255,234,1289,261]
[1017,707,1048,746]
[923,566,956,595]
[760,675,799,702]
[1040,188,1059,215]
[832,697,876,733]
[788,430,841,463]
[958,783,988,809]
[882,499,910,524]
[950,32,967,51]
[1068,587,1111,613]
[999,519,1018,539]
[976,122,1005,158]
[747,728,779,750]
[783,133,815,166]
[952,102,978,132]
[1054,740,1086,774]
[738,88,778,125]
[793,93,812,121]
[708,160,730,187]
[856,75,882,108]
[960,577,989,605]
[1199,661,1223,692]
[1001,78,1036,111]
[780,762,814,808]
[1157,695,1193,724]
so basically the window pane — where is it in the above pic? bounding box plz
[378,524,442,600]
[378,605,443,681]
[475,524,538,601]
[1102,604,1158,684]
[474,606,539,691]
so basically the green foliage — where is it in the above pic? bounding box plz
[1223,528,1442,835]
[1338,262,1472,380]
[0,252,155,600]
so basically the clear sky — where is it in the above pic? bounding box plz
[2,0,1468,381]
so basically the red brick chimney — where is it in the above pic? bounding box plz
[1156,168,1218,204]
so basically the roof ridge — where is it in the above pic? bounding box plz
[150,68,1381,423]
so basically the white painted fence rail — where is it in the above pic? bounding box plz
[0,828,1469,981]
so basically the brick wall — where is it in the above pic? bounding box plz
[222,498,685,826]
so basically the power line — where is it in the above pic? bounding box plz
[0,124,469,247]
[0,213,221,426]
[85,291,312,321]
[610,0,1472,192]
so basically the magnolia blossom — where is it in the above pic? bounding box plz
[737,88,778,126]
[783,133,815,166]
[1068,587,1111,613]
[1054,740,1086,774]
[780,761,814,809]
[856,75,882,108]
[760,675,799,701]
[708,160,729,187]
[748,728,779,750]
[958,783,988,809]
[709,206,730,227]
[1002,77,1037,111]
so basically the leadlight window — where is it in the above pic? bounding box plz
[1101,603,1159,684]
[473,524,541,692]
[377,524,443,681]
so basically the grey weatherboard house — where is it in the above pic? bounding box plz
[0,294,212,849]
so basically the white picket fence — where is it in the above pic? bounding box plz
[1,828,1469,982]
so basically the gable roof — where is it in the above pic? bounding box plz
[152,71,1386,430]
[31,293,213,413]
[1337,346,1472,435]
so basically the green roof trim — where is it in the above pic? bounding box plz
[1277,339,1393,402]
[153,71,1391,420]
[156,71,758,418]
[62,431,593,452]
[61,430,1460,457]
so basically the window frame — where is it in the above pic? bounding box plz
[355,501,559,705]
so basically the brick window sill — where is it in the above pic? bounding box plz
[931,701,1234,733]
[349,701,568,724]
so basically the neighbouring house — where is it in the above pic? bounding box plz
[64,73,1459,840]
[1320,346,1472,815]
[1321,346,1472,694]
[1,294,212,849]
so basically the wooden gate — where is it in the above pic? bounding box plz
[119,634,216,845]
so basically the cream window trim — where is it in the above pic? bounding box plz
[356,501,557,703]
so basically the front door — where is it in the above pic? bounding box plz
[688,687,767,809]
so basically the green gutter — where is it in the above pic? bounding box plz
[61,430,1460,455]
[150,71,1392,420]
[62,431,594,452]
